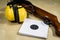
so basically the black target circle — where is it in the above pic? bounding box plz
[30,24,39,30]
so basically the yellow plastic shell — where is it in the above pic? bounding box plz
[5,5,27,22]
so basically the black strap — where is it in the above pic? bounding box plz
[13,5,19,22]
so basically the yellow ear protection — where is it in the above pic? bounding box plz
[5,4,27,23]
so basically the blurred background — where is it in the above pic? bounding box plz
[0,0,60,40]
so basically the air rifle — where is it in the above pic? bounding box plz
[7,0,60,36]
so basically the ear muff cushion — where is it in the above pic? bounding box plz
[5,6,15,21]
[18,6,27,22]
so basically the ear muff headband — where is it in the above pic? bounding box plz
[12,5,19,22]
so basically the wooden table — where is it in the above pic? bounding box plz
[0,0,60,40]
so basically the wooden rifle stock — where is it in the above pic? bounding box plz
[34,6,60,36]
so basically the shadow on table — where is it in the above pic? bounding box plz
[50,25,60,37]
[0,12,7,24]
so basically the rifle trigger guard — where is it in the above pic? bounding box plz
[43,17,52,25]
